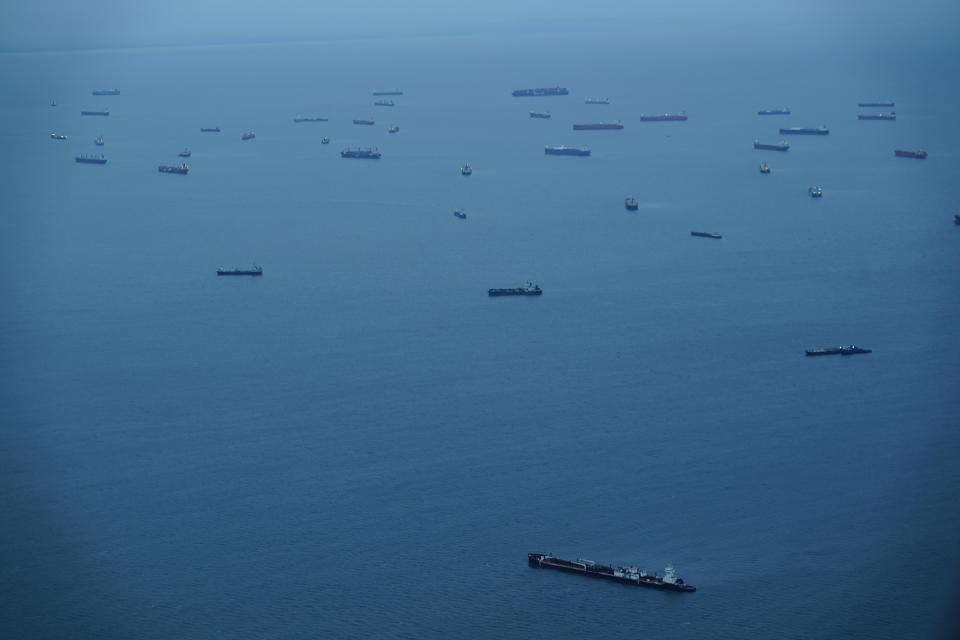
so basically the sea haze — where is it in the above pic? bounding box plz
[1,33,959,639]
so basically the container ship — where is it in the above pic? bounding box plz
[373,90,403,96]
[489,282,542,296]
[758,108,790,115]
[754,140,790,151]
[158,164,189,174]
[806,345,871,356]
[780,126,829,135]
[217,265,262,276]
[341,147,381,159]
[858,112,896,120]
[75,155,107,164]
[895,149,927,159]
[293,116,328,122]
[640,113,687,121]
[92,89,120,95]
[573,122,623,130]
[512,86,569,97]
[530,112,551,119]
[353,119,375,125]
[691,231,722,239]
[545,145,590,156]
[859,101,894,107]
[528,553,695,592]
[81,109,109,116]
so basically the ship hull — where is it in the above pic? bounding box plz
[512,87,569,97]
[894,150,927,159]
[217,270,262,276]
[858,114,895,120]
[81,111,109,116]
[75,157,107,164]
[488,289,542,296]
[639,115,687,121]
[691,231,721,239]
[779,128,829,135]
[754,142,790,151]
[545,147,590,156]
[859,102,894,107]
[573,123,623,130]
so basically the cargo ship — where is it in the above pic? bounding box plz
[809,186,823,198]
[460,164,472,176]
[585,98,610,104]
[758,108,790,115]
[528,553,695,593]
[373,90,403,96]
[341,147,381,159]
[754,140,790,151]
[241,131,255,140]
[489,282,542,296]
[640,113,687,121]
[625,197,638,211]
[760,161,770,173]
[512,86,569,97]
[691,231,722,239]
[573,122,623,130]
[454,209,467,219]
[530,112,551,119]
[321,137,330,144]
[178,149,191,158]
[75,155,107,164]
[954,214,960,225]
[200,127,220,132]
[388,126,399,133]
[806,345,871,356]
[217,265,262,276]
[92,89,120,96]
[780,126,829,135]
[81,109,109,116]
[353,119,375,125]
[50,133,67,140]
[95,136,104,146]
[374,100,395,107]
[858,101,894,107]
[858,112,896,120]
[158,164,189,174]
[293,116,328,122]
[545,145,590,156]
[895,149,927,159]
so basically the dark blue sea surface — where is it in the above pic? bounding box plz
[2,34,959,639]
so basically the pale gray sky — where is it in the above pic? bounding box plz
[1,0,957,53]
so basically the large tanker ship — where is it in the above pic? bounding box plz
[512,86,569,97]
[573,122,623,130]
[528,553,695,592]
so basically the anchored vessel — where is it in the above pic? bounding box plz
[50,133,67,140]
[293,116,328,122]
[241,131,255,140]
[489,282,542,296]
[625,197,639,211]
[512,86,569,97]
[217,265,262,276]
[858,112,896,120]
[780,126,829,135]
[460,164,472,176]
[859,101,894,107]
[585,98,610,104]
[806,346,872,356]
[341,147,381,159]
[528,553,695,592]
[178,149,191,158]
[530,112,551,119]
[809,186,823,197]
[388,126,399,133]
[545,145,590,156]
[95,136,104,146]
[373,90,403,96]
[75,155,107,164]
[81,109,109,116]
[760,161,770,173]
[374,100,395,107]
[758,108,790,115]
[454,210,467,219]
[158,164,189,174]
[754,140,790,151]
[895,149,927,159]
[353,119,375,125]
[200,127,220,132]
[92,89,120,95]
[573,122,623,130]
[320,137,330,144]
[691,231,722,239]
[640,113,687,121]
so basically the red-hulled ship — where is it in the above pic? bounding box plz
[528,553,695,592]
[894,149,927,159]
[640,113,687,121]
[572,121,623,130]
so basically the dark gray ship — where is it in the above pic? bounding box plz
[512,86,569,97]
[75,155,107,164]
[545,145,590,156]
[217,265,263,276]
[488,282,542,296]
[780,126,829,135]
[528,553,695,593]
[341,147,381,159]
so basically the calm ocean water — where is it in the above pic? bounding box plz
[1,33,959,639]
